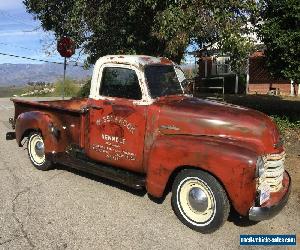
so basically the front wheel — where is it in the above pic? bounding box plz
[171,169,230,233]
[27,132,53,171]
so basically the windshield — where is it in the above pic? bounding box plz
[145,65,184,98]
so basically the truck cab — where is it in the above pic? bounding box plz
[6,55,291,233]
[86,56,185,172]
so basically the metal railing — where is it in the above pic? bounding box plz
[193,77,225,99]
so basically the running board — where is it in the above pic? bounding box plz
[51,153,146,190]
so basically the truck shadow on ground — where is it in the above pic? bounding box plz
[54,164,260,228]
[227,208,259,227]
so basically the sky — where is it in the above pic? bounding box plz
[0,0,196,65]
[0,0,81,65]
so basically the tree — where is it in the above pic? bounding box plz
[24,0,170,62]
[153,0,258,72]
[24,0,258,67]
[258,0,300,83]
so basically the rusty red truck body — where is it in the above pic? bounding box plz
[6,55,291,233]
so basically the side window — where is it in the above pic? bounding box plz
[100,67,142,100]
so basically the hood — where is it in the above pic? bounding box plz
[154,96,282,154]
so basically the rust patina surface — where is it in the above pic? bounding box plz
[8,55,290,220]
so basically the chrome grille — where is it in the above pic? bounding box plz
[262,152,285,192]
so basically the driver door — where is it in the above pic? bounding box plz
[87,64,147,173]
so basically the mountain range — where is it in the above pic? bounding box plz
[0,63,92,86]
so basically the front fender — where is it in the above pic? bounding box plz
[146,135,258,216]
[15,111,58,152]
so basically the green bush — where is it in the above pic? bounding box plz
[270,115,300,132]
[54,78,80,97]
[77,79,91,97]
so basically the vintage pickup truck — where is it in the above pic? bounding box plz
[6,55,290,233]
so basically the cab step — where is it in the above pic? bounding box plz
[52,153,146,190]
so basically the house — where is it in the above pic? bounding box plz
[247,51,296,95]
[196,49,298,96]
[196,50,241,95]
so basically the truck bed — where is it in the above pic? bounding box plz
[12,98,88,115]
[12,98,89,151]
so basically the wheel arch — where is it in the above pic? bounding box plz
[15,111,52,148]
[19,128,42,146]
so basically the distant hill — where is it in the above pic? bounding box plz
[0,63,92,86]
[0,62,198,86]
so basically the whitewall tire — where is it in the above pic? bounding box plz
[27,132,53,171]
[171,169,230,233]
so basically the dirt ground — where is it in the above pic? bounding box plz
[284,129,300,199]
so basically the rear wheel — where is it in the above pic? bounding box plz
[27,132,53,171]
[171,169,230,233]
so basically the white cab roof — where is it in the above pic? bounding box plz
[94,55,173,69]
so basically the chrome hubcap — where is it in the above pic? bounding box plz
[188,187,208,212]
[35,141,44,157]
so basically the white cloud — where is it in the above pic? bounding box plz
[0,0,23,10]
[0,31,41,37]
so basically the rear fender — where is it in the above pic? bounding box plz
[15,111,58,153]
[146,135,258,216]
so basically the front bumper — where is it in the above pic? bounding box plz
[249,171,291,221]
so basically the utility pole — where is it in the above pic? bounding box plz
[57,36,75,99]
[62,57,67,100]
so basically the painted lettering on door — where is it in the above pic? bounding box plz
[96,115,136,134]
[92,143,136,161]
[101,134,126,144]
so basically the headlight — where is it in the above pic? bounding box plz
[255,156,265,178]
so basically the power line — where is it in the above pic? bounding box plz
[0,42,39,52]
[0,42,86,65]
[0,51,84,67]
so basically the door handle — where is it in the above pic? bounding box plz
[90,105,103,110]
[104,100,114,105]
[80,105,103,113]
